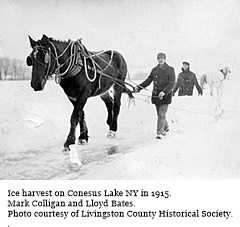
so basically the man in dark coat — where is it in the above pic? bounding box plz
[173,61,202,96]
[134,53,176,139]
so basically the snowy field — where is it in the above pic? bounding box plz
[0,78,240,180]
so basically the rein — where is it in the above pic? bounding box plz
[58,41,135,91]
[48,40,79,83]
[87,52,135,90]
[31,46,54,79]
[36,39,135,94]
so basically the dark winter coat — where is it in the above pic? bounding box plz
[173,68,202,96]
[139,63,176,105]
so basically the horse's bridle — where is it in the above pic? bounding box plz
[28,40,77,83]
[48,40,73,82]
[27,44,56,80]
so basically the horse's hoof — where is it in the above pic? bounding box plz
[107,130,116,139]
[78,139,88,145]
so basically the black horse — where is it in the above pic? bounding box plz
[26,34,134,151]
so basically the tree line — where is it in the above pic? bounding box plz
[0,57,31,80]
[0,57,150,81]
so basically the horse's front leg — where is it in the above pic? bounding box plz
[107,85,123,138]
[78,110,89,145]
[63,99,87,152]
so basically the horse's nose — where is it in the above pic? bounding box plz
[31,81,43,91]
[30,81,35,90]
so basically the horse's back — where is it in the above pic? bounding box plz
[86,49,128,97]
[202,70,224,85]
[93,50,127,79]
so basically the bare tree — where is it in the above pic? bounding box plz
[0,57,31,80]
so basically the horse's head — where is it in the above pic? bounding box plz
[220,67,231,80]
[26,34,52,91]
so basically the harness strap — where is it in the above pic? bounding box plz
[66,42,83,78]
[99,50,114,73]
[48,40,135,93]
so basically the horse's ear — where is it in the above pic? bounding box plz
[29,36,37,48]
[41,34,50,46]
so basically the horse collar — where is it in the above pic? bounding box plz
[48,40,85,83]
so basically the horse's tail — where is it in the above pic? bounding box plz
[116,53,135,100]
[120,76,135,99]
[122,76,135,107]
[123,88,135,108]
[123,87,134,99]
[200,74,207,90]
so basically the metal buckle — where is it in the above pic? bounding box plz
[55,73,61,84]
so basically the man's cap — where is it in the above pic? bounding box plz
[182,61,190,66]
[157,53,166,59]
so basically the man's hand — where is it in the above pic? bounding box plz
[158,91,165,100]
[198,90,203,96]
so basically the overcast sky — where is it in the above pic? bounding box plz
[1,0,240,76]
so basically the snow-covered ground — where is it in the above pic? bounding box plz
[0,79,240,180]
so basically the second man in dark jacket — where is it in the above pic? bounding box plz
[173,62,202,96]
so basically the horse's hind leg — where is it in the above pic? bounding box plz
[78,110,89,145]
[100,92,114,128]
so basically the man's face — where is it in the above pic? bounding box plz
[182,64,189,70]
[157,57,166,65]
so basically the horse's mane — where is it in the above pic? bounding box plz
[46,37,103,56]
[49,37,72,45]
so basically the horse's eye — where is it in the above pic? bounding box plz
[26,56,32,66]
